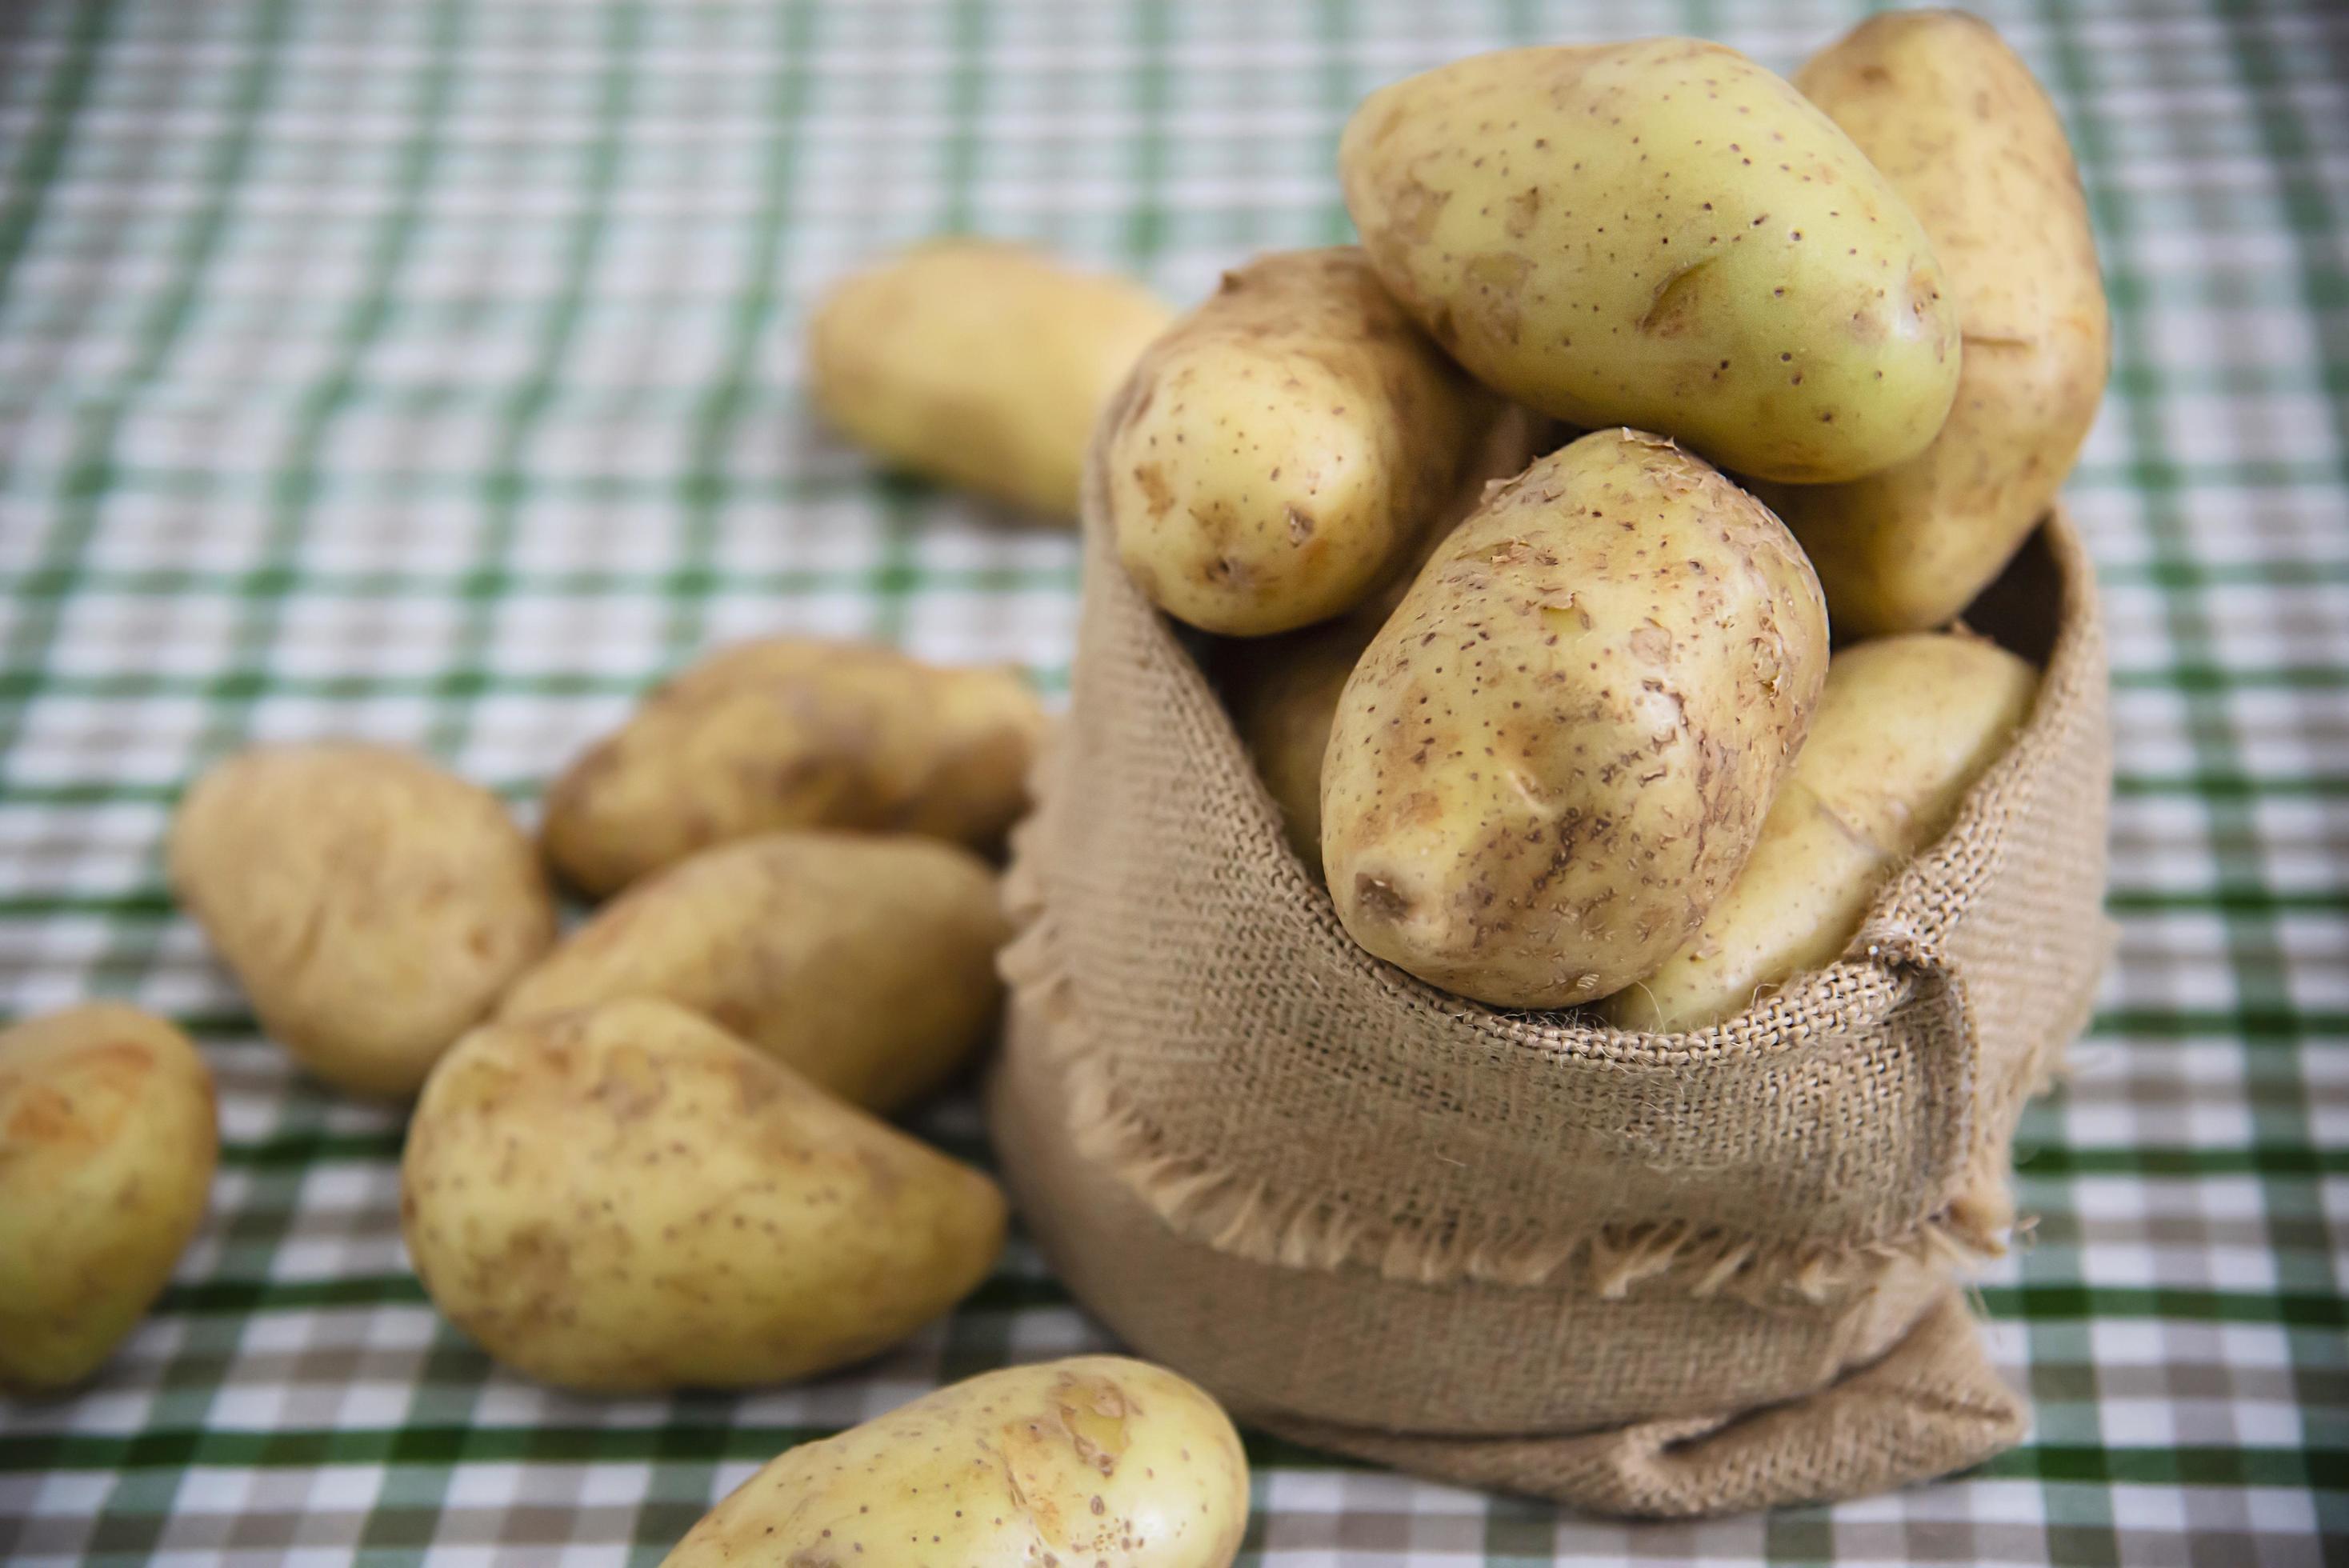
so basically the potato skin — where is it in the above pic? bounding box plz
[1339,39,1961,484]
[659,1355,1249,1568]
[810,238,1172,519]
[169,743,556,1098]
[500,832,1006,1114]
[1321,428,1827,1009]
[1603,633,2039,1032]
[542,638,1045,897]
[1106,248,1491,636]
[1762,11,2111,635]
[402,998,1006,1394]
[0,1005,217,1391]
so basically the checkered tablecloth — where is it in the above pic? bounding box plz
[0,0,2343,1562]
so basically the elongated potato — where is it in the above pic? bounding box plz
[1106,247,1491,636]
[402,998,1006,1394]
[0,1006,217,1391]
[500,832,1005,1113]
[170,743,556,1098]
[1322,428,1827,1008]
[810,238,1173,519]
[661,1356,1249,1568]
[542,638,1045,897]
[1340,39,1961,483]
[1762,11,2111,635]
[1604,633,2039,1031]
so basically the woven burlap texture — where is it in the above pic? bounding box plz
[992,446,2110,1513]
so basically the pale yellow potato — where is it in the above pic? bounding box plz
[1603,633,2039,1031]
[169,743,557,1098]
[542,637,1045,897]
[809,238,1174,519]
[500,832,1006,1114]
[1105,247,1491,636]
[1322,428,1827,1009]
[0,1005,217,1391]
[1760,11,2111,635]
[1339,39,1962,484]
[402,998,1006,1394]
[660,1355,1249,1568]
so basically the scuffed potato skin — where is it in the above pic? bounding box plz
[1106,247,1491,636]
[1339,39,1961,484]
[169,743,556,1098]
[1604,632,2040,1032]
[1763,10,2111,636]
[1321,428,1827,1009]
[542,638,1045,897]
[500,831,1006,1114]
[809,238,1173,520]
[0,1005,217,1392]
[401,999,1006,1394]
[659,1356,1249,1568]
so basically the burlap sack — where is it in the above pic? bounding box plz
[990,455,2110,1515]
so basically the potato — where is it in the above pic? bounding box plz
[1339,38,1962,484]
[1760,11,2111,635]
[170,742,557,1098]
[1230,617,1368,877]
[810,238,1173,519]
[1603,632,2039,1032]
[0,1005,217,1391]
[660,1355,1249,1568]
[542,638,1045,897]
[1105,247,1491,635]
[1321,428,1827,1009]
[501,832,1006,1114]
[402,998,1005,1393]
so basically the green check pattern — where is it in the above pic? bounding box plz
[0,0,2343,1562]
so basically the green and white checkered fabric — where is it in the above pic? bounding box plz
[0,0,2342,1562]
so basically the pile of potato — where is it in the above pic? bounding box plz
[1156,11,2102,1025]
[4,11,2106,1561]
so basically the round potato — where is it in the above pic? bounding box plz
[660,1355,1249,1568]
[1339,38,1961,484]
[810,238,1173,520]
[542,637,1045,898]
[1763,11,2111,635]
[402,998,1006,1394]
[1604,632,2039,1032]
[1105,247,1491,636]
[169,742,557,1098]
[500,831,1006,1114]
[1322,428,1827,1008]
[0,1004,217,1391]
